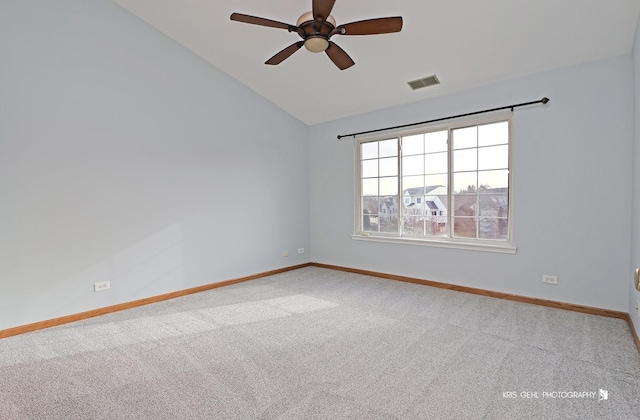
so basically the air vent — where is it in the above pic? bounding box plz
[408,75,440,90]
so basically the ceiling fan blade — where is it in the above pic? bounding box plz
[230,13,295,31]
[265,41,305,65]
[312,0,336,20]
[325,41,355,70]
[336,17,403,35]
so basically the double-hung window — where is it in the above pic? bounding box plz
[354,113,515,253]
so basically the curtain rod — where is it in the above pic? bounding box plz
[336,97,549,140]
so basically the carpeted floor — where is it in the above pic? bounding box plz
[1,267,639,419]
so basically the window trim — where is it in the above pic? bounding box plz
[353,111,516,254]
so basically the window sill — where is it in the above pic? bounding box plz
[351,234,517,254]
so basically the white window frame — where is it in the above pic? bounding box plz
[352,111,516,254]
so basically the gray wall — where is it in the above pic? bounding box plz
[309,55,634,313]
[0,0,309,330]
[631,18,640,338]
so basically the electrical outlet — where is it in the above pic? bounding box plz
[298,248,305,254]
[94,281,110,292]
[542,275,558,285]
[282,251,289,257]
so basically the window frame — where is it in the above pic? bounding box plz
[352,111,516,254]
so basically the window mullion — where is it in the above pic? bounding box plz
[476,131,480,239]
[398,137,403,236]
[447,129,453,239]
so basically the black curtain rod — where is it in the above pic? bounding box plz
[336,97,549,140]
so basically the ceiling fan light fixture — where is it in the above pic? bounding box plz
[304,36,329,53]
[231,2,403,70]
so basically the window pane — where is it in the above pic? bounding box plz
[403,134,424,156]
[379,157,398,177]
[453,194,477,217]
[425,174,448,191]
[380,196,397,214]
[425,152,448,174]
[404,193,424,216]
[362,178,378,196]
[362,196,379,214]
[406,173,427,188]
[453,149,477,172]
[403,216,424,236]
[363,214,379,232]
[379,139,398,157]
[478,121,508,147]
[361,142,378,160]
[403,155,424,176]
[380,212,398,233]
[453,126,477,149]
[453,172,477,194]
[423,198,438,218]
[478,170,508,190]
[425,130,448,153]
[361,159,378,178]
[479,218,508,240]
[478,145,508,170]
[479,194,508,217]
[379,177,398,195]
[453,217,477,238]
[426,217,447,237]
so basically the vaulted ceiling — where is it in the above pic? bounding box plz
[112,0,640,125]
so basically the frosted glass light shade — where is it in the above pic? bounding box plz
[304,37,329,53]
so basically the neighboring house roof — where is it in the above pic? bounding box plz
[404,185,443,196]
[426,201,439,210]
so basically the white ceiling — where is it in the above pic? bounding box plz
[111,0,640,126]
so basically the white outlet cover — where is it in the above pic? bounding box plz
[94,281,110,292]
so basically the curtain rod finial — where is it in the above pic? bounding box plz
[542,97,549,104]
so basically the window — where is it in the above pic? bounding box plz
[355,114,514,253]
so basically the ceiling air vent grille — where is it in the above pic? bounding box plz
[408,75,440,90]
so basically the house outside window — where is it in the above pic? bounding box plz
[355,113,514,253]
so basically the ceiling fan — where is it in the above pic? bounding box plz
[230,0,403,70]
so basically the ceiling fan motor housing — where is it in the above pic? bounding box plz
[297,11,336,52]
